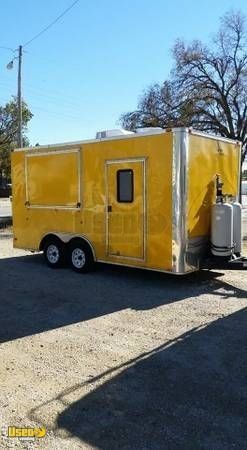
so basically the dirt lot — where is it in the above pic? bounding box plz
[0,236,246,450]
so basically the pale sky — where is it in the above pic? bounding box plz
[0,0,246,145]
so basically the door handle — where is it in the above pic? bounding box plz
[107,205,112,212]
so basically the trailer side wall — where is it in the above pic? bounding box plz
[12,133,174,272]
[186,133,241,269]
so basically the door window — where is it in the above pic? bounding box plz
[117,169,134,203]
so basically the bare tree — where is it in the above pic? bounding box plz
[120,81,195,130]
[120,10,247,164]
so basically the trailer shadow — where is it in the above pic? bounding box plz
[0,253,246,343]
[29,307,247,449]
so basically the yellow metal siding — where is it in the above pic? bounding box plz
[81,134,173,270]
[26,152,79,207]
[12,133,173,271]
[187,135,240,239]
[107,160,145,260]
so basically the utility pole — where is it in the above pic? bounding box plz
[17,45,23,148]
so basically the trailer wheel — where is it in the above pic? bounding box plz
[68,239,95,273]
[43,238,66,268]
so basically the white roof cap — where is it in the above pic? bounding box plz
[96,129,134,139]
[136,127,163,134]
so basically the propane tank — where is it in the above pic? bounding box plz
[211,201,234,256]
[232,200,242,256]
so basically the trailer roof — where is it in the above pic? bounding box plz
[14,128,240,152]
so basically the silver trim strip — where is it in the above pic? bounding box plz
[183,131,190,272]
[172,129,188,273]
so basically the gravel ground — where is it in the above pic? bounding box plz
[0,237,246,450]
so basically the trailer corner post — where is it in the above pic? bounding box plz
[172,128,189,274]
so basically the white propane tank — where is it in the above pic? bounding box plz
[232,201,242,255]
[211,202,233,256]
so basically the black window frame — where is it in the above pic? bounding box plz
[117,169,134,203]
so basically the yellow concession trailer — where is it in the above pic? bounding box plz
[11,128,242,274]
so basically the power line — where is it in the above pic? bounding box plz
[0,81,82,110]
[23,0,80,48]
[29,104,83,121]
[0,46,15,52]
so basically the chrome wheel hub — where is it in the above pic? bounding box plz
[47,244,60,264]
[72,248,86,269]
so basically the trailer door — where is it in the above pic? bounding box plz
[106,159,145,260]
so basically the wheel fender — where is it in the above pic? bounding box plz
[39,233,96,261]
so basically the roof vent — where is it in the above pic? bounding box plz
[96,129,134,139]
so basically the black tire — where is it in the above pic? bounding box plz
[43,237,66,268]
[68,239,95,273]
